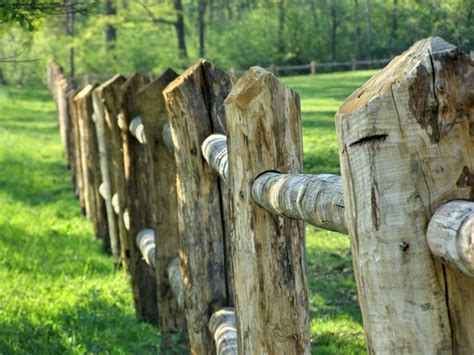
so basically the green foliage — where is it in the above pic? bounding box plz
[1,0,473,85]
[0,70,376,353]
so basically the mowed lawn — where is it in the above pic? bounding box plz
[0,70,377,354]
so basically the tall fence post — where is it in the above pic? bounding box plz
[163,60,234,354]
[336,37,474,353]
[310,59,316,75]
[118,72,158,324]
[96,75,129,269]
[225,66,310,353]
[74,85,109,248]
[136,68,188,336]
[92,89,120,264]
[66,88,85,209]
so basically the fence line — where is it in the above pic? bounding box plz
[48,36,474,354]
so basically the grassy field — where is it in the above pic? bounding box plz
[0,70,378,354]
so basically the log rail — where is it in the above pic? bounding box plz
[135,230,238,355]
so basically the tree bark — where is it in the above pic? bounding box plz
[174,0,188,60]
[198,0,207,57]
[335,37,474,353]
[105,0,117,53]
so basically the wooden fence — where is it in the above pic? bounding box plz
[47,36,473,354]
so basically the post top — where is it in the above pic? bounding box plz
[338,36,458,115]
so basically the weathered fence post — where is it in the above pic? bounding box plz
[136,68,188,334]
[225,67,310,353]
[96,75,129,268]
[310,59,316,75]
[117,72,158,324]
[74,85,109,248]
[66,88,85,210]
[163,60,234,354]
[92,89,120,264]
[336,37,474,353]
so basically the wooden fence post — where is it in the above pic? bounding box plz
[163,60,234,354]
[310,60,316,75]
[225,66,310,353]
[92,89,120,264]
[74,85,109,248]
[335,37,474,353]
[96,75,129,269]
[117,72,158,324]
[136,68,188,334]
[351,57,356,71]
[66,88,85,210]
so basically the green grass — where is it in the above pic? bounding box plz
[0,70,377,354]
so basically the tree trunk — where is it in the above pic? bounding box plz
[389,0,397,54]
[365,0,372,59]
[354,0,360,58]
[335,37,474,353]
[277,0,285,62]
[198,0,207,57]
[174,0,188,60]
[65,0,75,86]
[105,0,117,53]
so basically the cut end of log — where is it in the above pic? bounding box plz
[129,116,147,144]
[98,182,109,200]
[427,200,474,276]
[202,134,229,184]
[136,229,156,268]
[208,308,238,355]
[111,193,120,215]
[123,209,130,231]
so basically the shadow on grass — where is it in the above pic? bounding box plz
[0,155,76,209]
[0,292,187,354]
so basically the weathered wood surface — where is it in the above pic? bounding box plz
[336,37,474,353]
[167,257,185,311]
[225,67,310,353]
[96,74,128,268]
[119,72,158,324]
[163,60,233,354]
[427,200,474,276]
[75,85,97,219]
[202,133,347,233]
[66,88,85,210]
[136,68,187,333]
[74,85,109,248]
[92,91,120,263]
[253,172,347,234]
[48,61,71,160]
[136,229,156,268]
[208,308,238,355]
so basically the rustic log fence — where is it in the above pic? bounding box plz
[48,36,473,354]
